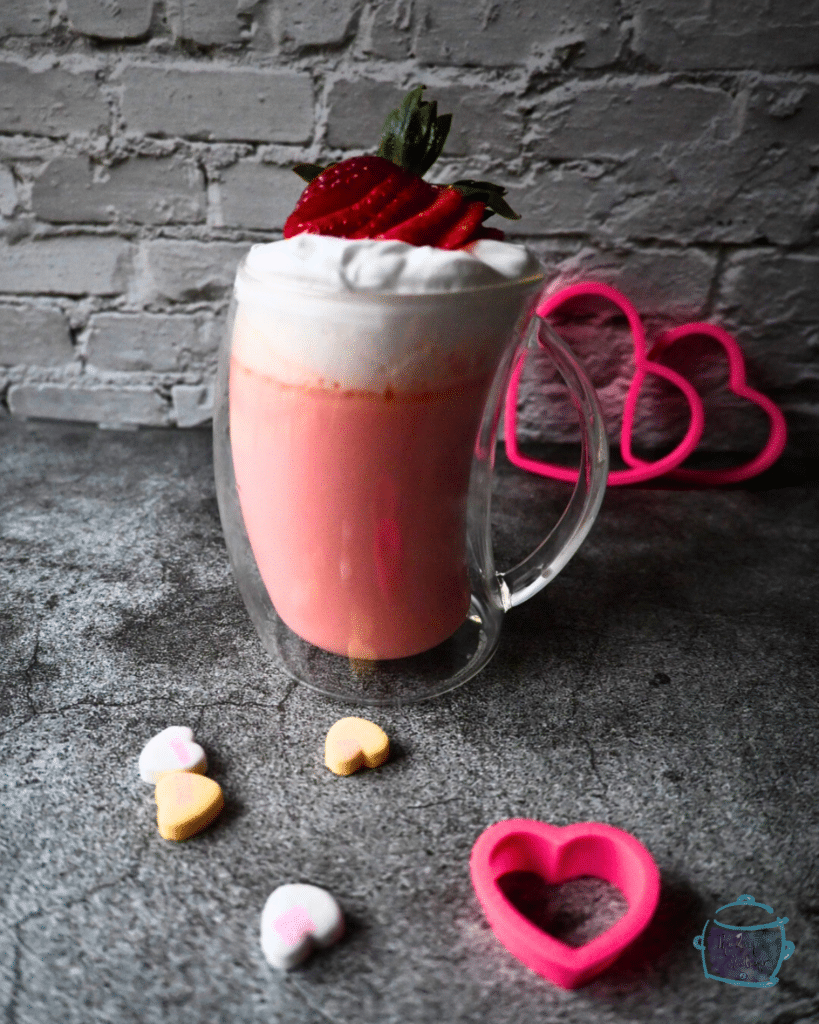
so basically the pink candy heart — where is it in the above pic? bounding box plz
[470,819,660,989]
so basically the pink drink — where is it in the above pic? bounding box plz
[229,356,491,659]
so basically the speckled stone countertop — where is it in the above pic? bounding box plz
[1,417,817,1024]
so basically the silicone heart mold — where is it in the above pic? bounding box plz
[470,819,660,989]
[624,322,788,485]
[505,282,705,485]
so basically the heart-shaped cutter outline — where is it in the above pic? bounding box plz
[504,281,706,485]
[470,818,660,989]
[623,322,788,485]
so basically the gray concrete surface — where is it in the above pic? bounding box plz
[1,417,817,1024]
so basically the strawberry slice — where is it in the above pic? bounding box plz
[351,178,438,239]
[284,157,404,238]
[376,187,464,246]
[437,199,486,250]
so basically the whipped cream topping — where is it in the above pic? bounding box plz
[231,234,546,393]
[240,234,543,295]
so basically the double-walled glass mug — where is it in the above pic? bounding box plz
[213,253,609,704]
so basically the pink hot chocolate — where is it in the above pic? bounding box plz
[226,235,544,662]
[229,358,492,660]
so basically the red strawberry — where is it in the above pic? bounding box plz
[284,157,420,239]
[283,87,521,250]
[377,186,463,246]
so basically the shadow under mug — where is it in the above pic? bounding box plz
[213,266,609,704]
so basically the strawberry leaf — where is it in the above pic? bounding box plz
[450,179,521,220]
[377,86,453,178]
[293,163,334,183]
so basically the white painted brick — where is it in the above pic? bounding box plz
[0,305,74,366]
[596,79,819,246]
[7,383,168,426]
[633,0,819,70]
[504,167,606,237]
[142,239,248,302]
[199,309,227,360]
[0,61,109,138]
[218,161,304,229]
[718,251,819,329]
[529,79,733,161]
[86,313,201,371]
[278,0,357,49]
[361,0,412,59]
[119,64,313,143]
[326,80,523,160]
[166,0,247,44]
[172,382,213,426]
[0,163,17,217]
[66,0,153,39]
[0,0,50,36]
[595,149,816,249]
[552,245,718,317]
[31,156,206,225]
[416,0,620,69]
[0,237,133,296]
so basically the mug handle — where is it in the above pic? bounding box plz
[472,314,609,612]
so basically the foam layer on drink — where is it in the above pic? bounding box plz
[231,235,545,393]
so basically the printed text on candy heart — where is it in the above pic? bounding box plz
[273,906,315,946]
[171,774,195,804]
[170,738,190,763]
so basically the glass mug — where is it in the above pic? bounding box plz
[213,254,609,704]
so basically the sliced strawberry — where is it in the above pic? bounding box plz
[376,187,465,246]
[284,156,403,238]
[285,87,521,249]
[296,171,412,238]
[437,199,486,250]
[351,177,438,239]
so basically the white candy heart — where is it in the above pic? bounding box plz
[138,726,207,785]
[260,884,345,970]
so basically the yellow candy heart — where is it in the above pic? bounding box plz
[155,770,224,841]
[324,717,389,776]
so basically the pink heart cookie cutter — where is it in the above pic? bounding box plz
[624,322,788,485]
[505,281,706,485]
[470,818,660,989]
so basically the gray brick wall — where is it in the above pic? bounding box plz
[0,0,816,455]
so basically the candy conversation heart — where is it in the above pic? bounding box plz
[324,717,390,776]
[139,726,207,784]
[260,884,345,970]
[155,771,224,841]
